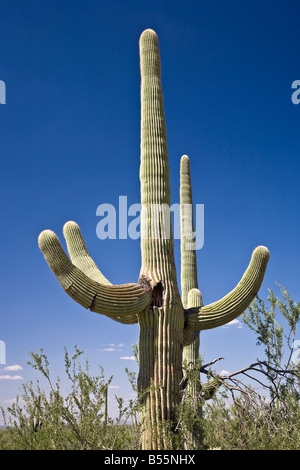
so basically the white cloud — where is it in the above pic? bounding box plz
[103,347,122,352]
[228,319,240,325]
[101,343,123,352]
[219,370,230,377]
[222,319,243,328]
[4,364,23,371]
[108,385,121,389]
[120,356,136,361]
[0,375,23,380]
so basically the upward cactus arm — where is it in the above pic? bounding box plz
[180,155,202,347]
[184,246,270,330]
[180,155,199,308]
[63,221,112,285]
[38,228,151,324]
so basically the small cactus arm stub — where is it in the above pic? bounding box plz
[38,29,269,450]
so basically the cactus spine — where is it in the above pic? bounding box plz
[38,29,270,450]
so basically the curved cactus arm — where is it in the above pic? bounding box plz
[63,221,111,285]
[38,229,151,324]
[184,246,270,331]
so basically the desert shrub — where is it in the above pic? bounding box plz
[0,347,140,450]
[1,286,299,450]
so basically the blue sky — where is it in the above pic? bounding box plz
[1,0,300,420]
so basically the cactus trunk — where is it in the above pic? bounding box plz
[137,29,184,449]
[137,308,183,449]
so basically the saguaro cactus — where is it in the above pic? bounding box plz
[38,29,269,450]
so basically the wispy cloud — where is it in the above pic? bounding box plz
[101,343,124,352]
[120,356,136,361]
[222,319,243,328]
[0,375,23,380]
[4,364,23,371]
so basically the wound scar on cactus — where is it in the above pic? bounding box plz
[152,281,164,308]
[90,293,97,311]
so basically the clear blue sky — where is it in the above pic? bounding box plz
[1,0,300,420]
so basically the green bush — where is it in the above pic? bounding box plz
[1,285,299,450]
[0,347,140,450]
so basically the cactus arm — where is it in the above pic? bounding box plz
[63,221,112,285]
[184,246,270,331]
[180,155,199,307]
[180,155,202,347]
[183,289,203,347]
[188,288,203,309]
[38,229,151,324]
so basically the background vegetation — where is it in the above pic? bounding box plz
[1,286,299,450]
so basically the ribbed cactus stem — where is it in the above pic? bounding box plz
[184,288,203,448]
[180,155,202,451]
[180,154,201,353]
[137,29,184,450]
[186,289,203,356]
[139,29,177,285]
[180,155,198,308]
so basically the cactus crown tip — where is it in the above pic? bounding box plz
[140,28,158,43]
[63,220,79,234]
[180,155,190,166]
[254,245,270,258]
[38,229,56,249]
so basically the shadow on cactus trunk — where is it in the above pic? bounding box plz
[38,29,269,450]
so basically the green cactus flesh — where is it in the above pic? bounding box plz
[38,29,269,450]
